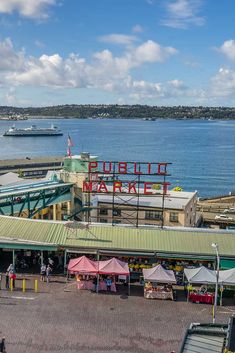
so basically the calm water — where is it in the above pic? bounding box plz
[0,118,235,197]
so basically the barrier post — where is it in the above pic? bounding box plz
[22,278,26,292]
[34,279,38,293]
[10,278,13,291]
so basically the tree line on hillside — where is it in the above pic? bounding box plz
[0,105,235,119]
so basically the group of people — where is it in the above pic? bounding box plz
[3,257,54,289]
[40,258,54,283]
[93,275,114,292]
[76,274,114,292]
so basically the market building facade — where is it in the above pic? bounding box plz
[1,215,235,278]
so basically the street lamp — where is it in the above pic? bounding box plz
[211,243,220,324]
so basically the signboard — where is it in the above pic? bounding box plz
[82,161,171,195]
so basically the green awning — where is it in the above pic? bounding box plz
[220,259,235,269]
[0,242,57,251]
[156,253,215,261]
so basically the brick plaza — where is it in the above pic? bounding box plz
[0,276,234,353]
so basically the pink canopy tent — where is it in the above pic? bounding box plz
[98,257,130,276]
[68,255,97,274]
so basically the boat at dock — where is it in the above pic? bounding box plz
[3,124,63,137]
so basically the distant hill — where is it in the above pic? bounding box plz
[0,104,235,119]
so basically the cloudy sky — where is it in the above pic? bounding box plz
[0,0,235,107]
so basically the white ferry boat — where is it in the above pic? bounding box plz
[3,124,63,137]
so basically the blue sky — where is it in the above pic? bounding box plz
[0,0,235,107]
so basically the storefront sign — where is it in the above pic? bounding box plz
[82,160,171,195]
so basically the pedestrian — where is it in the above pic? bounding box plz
[46,265,52,283]
[105,276,112,292]
[9,269,16,288]
[40,263,46,282]
[0,337,6,353]
[5,272,9,289]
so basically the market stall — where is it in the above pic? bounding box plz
[68,255,97,274]
[68,255,98,291]
[67,256,130,294]
[184,266,216,304]
[143,264,176,300]
[97,257,130,294]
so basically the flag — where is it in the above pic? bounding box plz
[67,134,74,147]
[67,147,72,158]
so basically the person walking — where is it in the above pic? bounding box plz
[5,271,9,289]
[40,263,46,282]
[0,337,6,353]
[9,269,16,288]
[46,265,52,283]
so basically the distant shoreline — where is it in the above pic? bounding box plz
[1,104,235,120]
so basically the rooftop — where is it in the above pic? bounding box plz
[94,190,197,210]
[0,216,235,257]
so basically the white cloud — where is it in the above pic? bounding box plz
[99,34,137,46]
[162,0,205,29]
[133,40,178,64]
[211,67,235,97]
[0,38,24,71]
[0,0,57,19]
[0,37,181,103]
[217,40,235,61]
[132,25,144,33]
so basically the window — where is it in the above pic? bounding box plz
[100,219,108,223]
[113,220,122,224]
[99,208,108,215]
[113,209,121,216]
[170,212,178,222]
[145,211,162,220]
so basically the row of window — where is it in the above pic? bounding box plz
[99,209,179,222]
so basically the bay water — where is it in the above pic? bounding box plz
[0,118,234,197]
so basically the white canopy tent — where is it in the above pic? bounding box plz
[143,264,176,284]
[184,266,235,306]
[184,266,216,284]
[219,268,235,285]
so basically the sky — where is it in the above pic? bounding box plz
[0,0,235,107]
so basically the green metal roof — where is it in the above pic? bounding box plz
[0,216,235,257]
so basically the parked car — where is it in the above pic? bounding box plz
[223,208,235,213]
[215,214,234,221]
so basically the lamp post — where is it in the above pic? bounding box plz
[211,243,220,324]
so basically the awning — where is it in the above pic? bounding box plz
[220,259,235,269]
[157,253,215,261]
[0,242,57,251]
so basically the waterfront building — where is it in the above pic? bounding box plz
[89,191,198,227]
[0,156,63,178]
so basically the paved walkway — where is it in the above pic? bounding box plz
[0,276,234,353]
